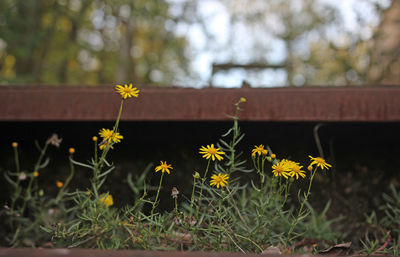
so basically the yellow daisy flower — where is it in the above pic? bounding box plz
[115,83,140,99]
[272,160,291,179]
[33,171,39,177]
[155,161,173,174]
[98,128,123,143]
[199,144,225,161]
[288,163,306,179]
[309,155,332,170]
[110,132,123,143]
[99,194,114,207]
[252,144,267,156]
[210,173,229,188]
[99,128,113,141]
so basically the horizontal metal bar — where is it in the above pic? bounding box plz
[0,248,317,257]
[0,86,399,121]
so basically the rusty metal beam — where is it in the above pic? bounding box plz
[0,248,320,257]
[0,86,399,122]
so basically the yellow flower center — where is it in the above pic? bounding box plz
[275,166,284,173]
[208,148,217,154]
[315,157,325,163]
[214,176,223,183]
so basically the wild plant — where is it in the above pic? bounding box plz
[2,83,341,252]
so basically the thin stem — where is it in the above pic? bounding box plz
[33,142,49,172]
[196,159,211,219]
[189,176,197,218]
[174,197,179,216]
[94,139,98,163]
[93,99,125,199]
[226,187,250,234]
[13,146,20,173]
[55,155,75,203]
[151,172,164,218]
[20,142,50,216]
[286,166,318,246]
[10,145,21,214]
[113,99,124,132]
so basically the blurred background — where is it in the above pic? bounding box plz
[0,0,399,88]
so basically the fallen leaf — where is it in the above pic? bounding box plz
[320,242,352,255]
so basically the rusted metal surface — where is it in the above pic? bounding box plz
[0,86,399,121]
[0,248,323,257]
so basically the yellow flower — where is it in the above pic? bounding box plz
[271,153,276,159]
[281,159,297,167]
[99,194,114,207]
[199,144,225,161]
[33,171,39,177]
[92,136,98,142]
[272,160,291,179]
[69,147,75,154]
[307,165,313,171]
[252,144,267,156]
[99,128,113,141]
[56,181,63,188]
[210,173,229,188]
[288,163,306,179]
[239,97,246,103]
[99,128,123,143]
[155,161,173,174]
[12,142,18,148]
[309,155,332,170]
[110,132,123,143]
[115,83,140,99]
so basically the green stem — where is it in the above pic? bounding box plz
[20,142,50,216]
[189,176,197,218]
[94,139,98,163]
[286,166,317,246]
[55,155,75,203]
[93,99,125,199]
[226,187,250,234]
[196,159,211,220]
[151,172,164,218]
[174,197,179,216]
[113,99,124,132]
[33,142,49,172]
[10,145,21,214]
[13,146,20,173]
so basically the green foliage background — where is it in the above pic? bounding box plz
[0,0,190,85]
[0,0,398,86]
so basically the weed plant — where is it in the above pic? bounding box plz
[360,184,400,256]
[2,84,347,253]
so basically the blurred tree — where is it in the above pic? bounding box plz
[0,0,398,86]
[304,0,400,85]
[209,0,399,86]
[0,0,192,85]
